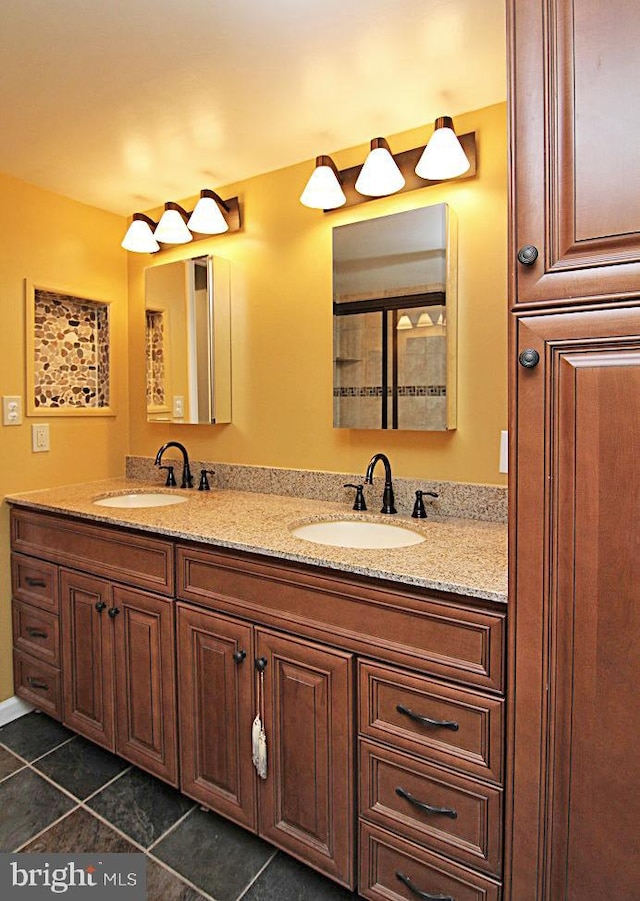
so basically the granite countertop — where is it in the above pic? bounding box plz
[5,478,508,603]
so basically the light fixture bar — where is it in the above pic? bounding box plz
[122,192,242,253]
[326,131,476,211]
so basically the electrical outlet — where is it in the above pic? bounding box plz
[32,423,50,452]
[2,395,22,426]
[172,395,185,418]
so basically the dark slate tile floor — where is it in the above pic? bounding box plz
[0,712,363,901]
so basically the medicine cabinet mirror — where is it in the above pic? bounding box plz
[333,203,457,430]
[144,254,231,424]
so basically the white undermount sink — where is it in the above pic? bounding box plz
[93,493,189,509]
[291,519,425,549]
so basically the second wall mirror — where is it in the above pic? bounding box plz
[333,203,457,430]
[145,254,231,424]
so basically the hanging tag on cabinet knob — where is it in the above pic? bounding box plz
[519,348,540,368]
[517,244,539,266]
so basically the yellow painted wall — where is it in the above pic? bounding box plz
[0,172,129,702]
[0,101,506,705]
[129,103,508,485]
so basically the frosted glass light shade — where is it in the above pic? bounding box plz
[417,309,444,328]
[187,193,229,234]
[355,139,405,197]
[415,116,470,181]
[396,314,413,330]
[154,204,193,244]
[121,215,160,253]
[300,156,346,209]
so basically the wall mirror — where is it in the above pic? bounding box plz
[144,254,231,424]
[333,203,457,430]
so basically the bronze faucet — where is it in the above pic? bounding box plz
[365,453,396,514]
[154,441,193,489]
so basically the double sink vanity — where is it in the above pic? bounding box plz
[8,454,507,900]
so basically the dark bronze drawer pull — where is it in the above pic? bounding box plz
[27,677,49,691]
[395,786,458,819]
[26,627,49,639]
[396,871,454,901]
[25,577,47,588]
[396,704,459,731]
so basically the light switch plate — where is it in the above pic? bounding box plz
[32,423,50,452]
[2,395,22,426]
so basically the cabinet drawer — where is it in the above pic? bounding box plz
[11,553,58,612]
[177,545,505,691]
[360,823,501,901]
[13,651,61,720]
[359,662,504,784]
[11,509,174,596]
[360,740,502,876]
[12,600,59,666]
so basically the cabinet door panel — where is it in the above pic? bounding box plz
[257,629,354,889]
[177,604,256,830]
[509,306,640,898]
[510,0,640,306]
[114,587,178,786]
[61,570,114,750]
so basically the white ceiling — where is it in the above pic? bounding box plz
[0,0,506,217]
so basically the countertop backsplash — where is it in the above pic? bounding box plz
[126,456,507,523]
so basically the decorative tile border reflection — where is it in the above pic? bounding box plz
[27,283,112,415]
[333,385,446,397]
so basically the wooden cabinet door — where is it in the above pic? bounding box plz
[61,569,115,750]
[113,586,178,786]
[509,0,640,307]
[508,305,640,899]
[256,628,355,889]
[177,604,257,830]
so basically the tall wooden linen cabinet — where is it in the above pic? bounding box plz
[506,1,640,898]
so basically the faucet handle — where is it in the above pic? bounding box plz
[198,469,215,491]
[411,489,438,519]
[159,465,177,487]
[344,484,367,511]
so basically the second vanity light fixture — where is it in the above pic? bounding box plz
[121,189,241,253]
[300,116,475,211]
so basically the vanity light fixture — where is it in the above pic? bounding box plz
[154,202,193,245]
[415,116,470,181]
[417,309,445,328]
[300,116,476,211]
[121,213,161,253]
[187,189,230,234]
[355,137,405,197]
[299,155,346,210]
[396,314,414,330]
[121,189,241,253]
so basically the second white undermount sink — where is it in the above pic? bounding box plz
[93,493,189,509]
[291,519,425,549]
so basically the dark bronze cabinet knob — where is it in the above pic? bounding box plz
[107,606,120,618]
[519,348,540,369]
[95,601,107,612]
[517,244,539,266]
[233,650,247,664]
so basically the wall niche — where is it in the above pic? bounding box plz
[26,281,112,415]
